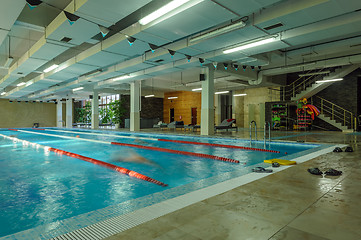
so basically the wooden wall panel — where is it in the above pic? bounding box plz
[163,91,201,125]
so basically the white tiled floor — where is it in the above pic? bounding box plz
[103,129,361,240]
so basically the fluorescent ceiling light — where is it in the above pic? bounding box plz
[25,81,33,87]
[112,75,132,81]
[139,0,203,26]
[215,91,229,95]
[17,82,26,87]
[315,78,343,83]
[145,94,155,98]
[223,37,277,54]
[1,92,6,95]
[233,93,247,96]
[299,70,330,77]
[190,20,246,43]
[192,88,202,91]
[43,64,59,73]
[168,96,178,99]
[73,87,84,92]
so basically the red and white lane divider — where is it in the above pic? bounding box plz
[39,128,279,153]
[111,142,240,163]
[13,129,111,144]
[158,139,281,153]
[44,128,158,141]
[3,131,167,187]
[47,147,168,187]
[9,128,240,163]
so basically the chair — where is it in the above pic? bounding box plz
[153,121,168,129]
[168,121,184,130]
[215,119,237,131]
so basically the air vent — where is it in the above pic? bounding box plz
[61,37,72,43]
[154,59,164,63]
[264,22,284,31]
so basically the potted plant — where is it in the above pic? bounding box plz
[109,99,126,128]
[75,101,91,124]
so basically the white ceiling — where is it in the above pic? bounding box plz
[0,0,361,100]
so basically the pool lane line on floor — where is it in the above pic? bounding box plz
[158,139,281,153]
[1,132,168,187]
[10,129,241,164]
[38,128,277,153]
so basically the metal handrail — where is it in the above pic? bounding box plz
[264,122,271,149]
[282,69,326,100]
[250,120,257,143]
[314,96,353,115]
[312,96,354,129]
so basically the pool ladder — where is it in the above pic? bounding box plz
[250,120,257,144]
[264,121,271,148]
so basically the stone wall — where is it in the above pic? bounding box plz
[312,69,360,131]
[233,87,280,128]
[120,95,163,127]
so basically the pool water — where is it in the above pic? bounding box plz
[0,128,319,238]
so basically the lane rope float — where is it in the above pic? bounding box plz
[111,141,240,163]
[29,128,278,153]
[45,128,158,141]
[47,147,168,187]
[12,129,240,164]
[14,129,111,144]
[158,139,281,153]
[3,131,167,187]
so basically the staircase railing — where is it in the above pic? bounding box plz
[311,96,355,130]
[281,69,326,101]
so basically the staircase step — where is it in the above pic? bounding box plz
[317,114,349,131]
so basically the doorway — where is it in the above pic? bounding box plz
[191,108,197,125]
[170,108,174,122]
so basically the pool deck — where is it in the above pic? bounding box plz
[99,128,361,240]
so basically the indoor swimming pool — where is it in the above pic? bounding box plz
[0,128,326,239]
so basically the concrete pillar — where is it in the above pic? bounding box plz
[56,99,63,127]
[214,94,221,125]
[231,91,236,120]
[130,81,141,131]
[66,98,73,128]
[201,67,215,135]
[91,91,99,129]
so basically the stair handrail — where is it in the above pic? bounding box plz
[282,69,327,100]
[312,96,354,130]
